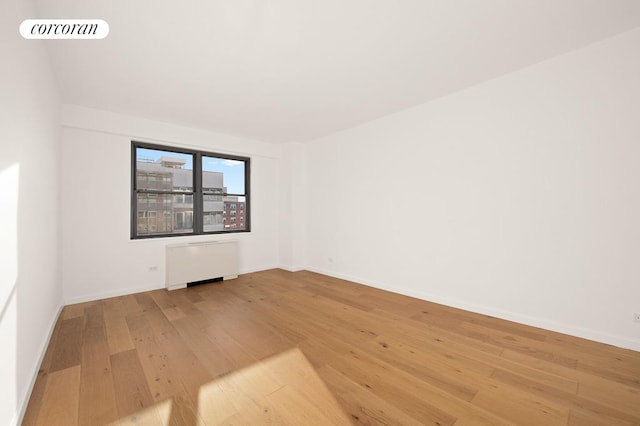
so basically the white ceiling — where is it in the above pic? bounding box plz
[37,0,640,143]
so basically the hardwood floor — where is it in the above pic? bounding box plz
[24,269,640,425]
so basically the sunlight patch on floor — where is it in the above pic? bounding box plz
[104,347,349,425]
[197,346,351,424]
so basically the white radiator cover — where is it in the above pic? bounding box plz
[165,240,238,290]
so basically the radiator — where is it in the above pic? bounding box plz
[165,240,238,290]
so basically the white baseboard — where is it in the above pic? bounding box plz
[65,265,280,304]
[305,266,640,352]
[239,264,280,275]
[278,264,306,272]
[15,300,64,426]
[166,283,187,291]
[65,283,165,305]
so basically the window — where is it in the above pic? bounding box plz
[131,141,250,238]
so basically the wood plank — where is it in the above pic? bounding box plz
[149,289,186,322]
[455,322,579,369]
[261,383,349,425]
[49,316,84,372]
[78,304,119,425]
[318,364,430,425]
[22,312,64,425]
[471,387,569,426]
[111,399,173,426]
[567,408,635,426]
[125,311,185,402]
[173,315,256,378]
[372,306,506,357]
[491,368,640,424]
[327,348,459,425]
[576,359,640,388]
[360,335,480,402]
[196,376,246,424]
[259,347,352,425]
[165,391,205,426]
[502,349,640,416]
[62,301,95,320]
[364,319,580,395]
[249,301,355,367]
[140,303,215,406]
[34,366,81,426]
[119,294,142,314]
[103,297,135,355]
[110,349,156,420]
[212,310,298,360]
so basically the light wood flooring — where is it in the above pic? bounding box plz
[24,269,640,425]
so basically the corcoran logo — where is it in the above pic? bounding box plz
[20,19,109,39]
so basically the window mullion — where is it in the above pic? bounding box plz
[194,152,202,234]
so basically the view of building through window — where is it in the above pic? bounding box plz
[133,144,248,237]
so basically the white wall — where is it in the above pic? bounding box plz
[0,0,64,424]
[278,142,309,271]
[60,106,281,303]
[305,29,640,350]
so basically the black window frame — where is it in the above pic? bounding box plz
[131,141,251,239]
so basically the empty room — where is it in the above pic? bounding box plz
[2,0,640,425]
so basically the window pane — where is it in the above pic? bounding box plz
[202,211,224,232]
[136,193,193,235]
[136,148,193,192]
[202,156,245,195]
[223,196,246,230]
[202,178,225,232]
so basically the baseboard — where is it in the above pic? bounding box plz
[65,265,280,305]
[278,264,306,272]
[65,283,165,305]
[15,300,64,426]
[305,266,640,352]
[239,264,280,275]
[166,283,187,291]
